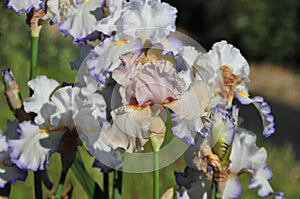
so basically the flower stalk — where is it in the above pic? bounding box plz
[27,8,45,198]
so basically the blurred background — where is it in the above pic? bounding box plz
[0,0,300,198]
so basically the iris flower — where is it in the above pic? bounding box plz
[8,75,108,171]
[97,51,211,152]
[196,41,274,137]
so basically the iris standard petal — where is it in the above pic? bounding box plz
[119,0,177,42]
[87,38,142,83]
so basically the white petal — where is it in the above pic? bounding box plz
[50,86,82,129]
[176,190,190,199]
[165,80,211,119]
[249,164,274,197]
[230,130,267,173]
[87,38,142,83]
[134,60,186,105]
[103,106,152,152]
[196,40,249,86]
[58,0,104,41]
[223,174,242,199]
[118,0,177,42]
[8,0,41,14]
[24,76,59,114]
[75,107,110,152]
[96,0,123,35]
[8,121,65,171]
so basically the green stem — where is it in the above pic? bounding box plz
[153,151,159,199]
[113,170,122,199]
[30,34,42,199]
[30,36,39,81]
[55,171,67,197]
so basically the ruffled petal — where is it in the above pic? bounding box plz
[87,38,142,83]
[230,130,267,173]
[8,0,42,14]
[118,0,177,42]
[58,0,104,42]
[134,60,186,105]
[23,76,59,114]
[249,164,274,197]
[8,121,65,171]
[159,36,182,55]
[165,80,211,119]
[96,0,123,35]
[49,86,82,129]
[235,87,275,137]
[222,174,242,199]
[103,106,152,152]
[196,40,249,87]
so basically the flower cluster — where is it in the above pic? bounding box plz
[2,0,285,198]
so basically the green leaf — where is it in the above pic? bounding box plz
[70,151,97,199]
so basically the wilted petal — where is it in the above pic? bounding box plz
[223,174,242,199]
[87,38,142,83]
[58,0,104,42]
[119,0,177,42]
[8,0,42,14]
[8,121,66,171]
[24,76,59,114]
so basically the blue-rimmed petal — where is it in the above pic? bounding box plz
[249,164,273,197]
[58,0,104,43]
[8,0,42,14]
[87,38,142,83]
[8,121,66,171]
[235,87,275,137]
